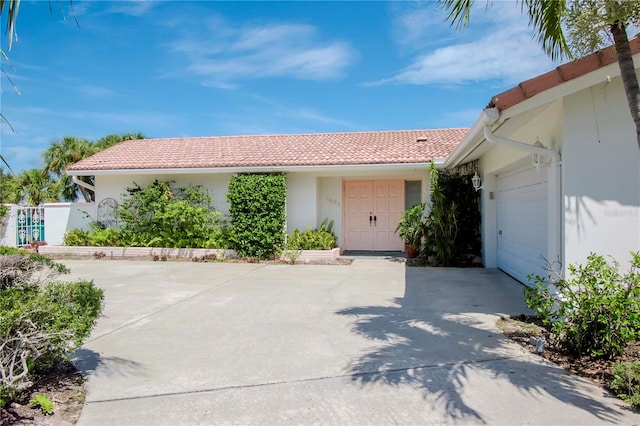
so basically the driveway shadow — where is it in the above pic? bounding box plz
[72,348,150,379]
[337,267,625,424]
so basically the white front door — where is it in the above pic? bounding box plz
[343,180,404,251]
[497,166,548,284]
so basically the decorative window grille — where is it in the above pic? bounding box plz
[16,206,45,246]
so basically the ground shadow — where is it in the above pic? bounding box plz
[337,267,625,424]
[72,348,149,379]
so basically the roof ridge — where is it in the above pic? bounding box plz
[126,128,471,142]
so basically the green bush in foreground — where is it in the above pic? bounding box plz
[525,252,640,359]
[0,249,103,403]
[611,361,640,407]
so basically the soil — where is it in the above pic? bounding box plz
[498,314,640,405]
[0,361,85,426]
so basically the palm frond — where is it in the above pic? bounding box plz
[524,0,571,61]
[441,0,475,29]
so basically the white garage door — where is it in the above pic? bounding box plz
[497,167,548,284]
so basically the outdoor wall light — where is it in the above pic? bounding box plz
[471,173,483,191]
[532,138,545,170]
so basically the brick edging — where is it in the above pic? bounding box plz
[38,246,340,261]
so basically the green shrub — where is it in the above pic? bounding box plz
[286,221,337,251]
[0,205,8,219]
[87,227,122,247]
[611,361,640,407]
[424,162,458,266]
[395,204,425,249]
[227,173,286,258]
[0,252,103,397]
[63,181,226,249]
[525,252,640,359]
[422,163,481,266]
[63,228,91,246]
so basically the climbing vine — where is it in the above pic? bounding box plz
[227,173,287,258]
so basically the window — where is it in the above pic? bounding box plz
[405,180,422,210]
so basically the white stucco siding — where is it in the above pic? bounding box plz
[92,167,429,250]
[286,173,318,234]
[478,101,564,271]
[317,177,343,245]
[44,203,96,245]
[563,76,640,270]
[95,173,233,215]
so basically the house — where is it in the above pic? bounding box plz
[445,36,640,283]
[65,35,640,284]
[66,129,467,252]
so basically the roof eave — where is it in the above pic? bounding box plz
[444,111,489,168]
[446,49,640,169]
[67,160,448,176]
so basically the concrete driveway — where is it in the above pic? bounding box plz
[63,258,639,425]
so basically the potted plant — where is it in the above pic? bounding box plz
[395,203,425,258]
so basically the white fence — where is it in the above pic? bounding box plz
[0,203,95,247]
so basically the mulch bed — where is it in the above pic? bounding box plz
[0,361,85,426]
[498,314,640,403]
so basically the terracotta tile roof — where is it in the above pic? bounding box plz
[491,34,640,111]
[67,129,468,172]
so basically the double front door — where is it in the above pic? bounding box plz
[343,180,404,251]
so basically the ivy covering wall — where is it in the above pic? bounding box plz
[227,173,287,258]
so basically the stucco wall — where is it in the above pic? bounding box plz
[562,76,640,270]
[317,177,343,244]
[0,203,94,247]
[44,202,96,245]
[93,167,429,250]
[286,173,318,234]
[0,205,17,247]
[95,173,233,215]
[478,101,564,269]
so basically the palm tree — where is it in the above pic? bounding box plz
[42,136,95,202]
[0,168,17,204]
[441,0,640,150]
[8,168,60,206]
[94,132,145,150]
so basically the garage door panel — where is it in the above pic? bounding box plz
[497,167,548,284]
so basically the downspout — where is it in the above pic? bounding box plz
[71,176,96,193]
[483,107,560,161]
[482,107,563,278]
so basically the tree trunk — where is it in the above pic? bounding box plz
[611,22,640,150]
[77,178,95,202]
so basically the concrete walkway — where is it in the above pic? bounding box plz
[63,259,639,425]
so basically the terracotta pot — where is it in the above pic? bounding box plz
[405,244,419,258]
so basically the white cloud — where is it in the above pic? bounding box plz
[167,22,358,87]
[2,145,44,170]
[389,2,453,52]
[374,2,558,87]
[76,84,119,99]
[107,0,157,16]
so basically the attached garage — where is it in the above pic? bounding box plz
[496,166,549,284]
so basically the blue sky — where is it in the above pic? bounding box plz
[1,0,559,173]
